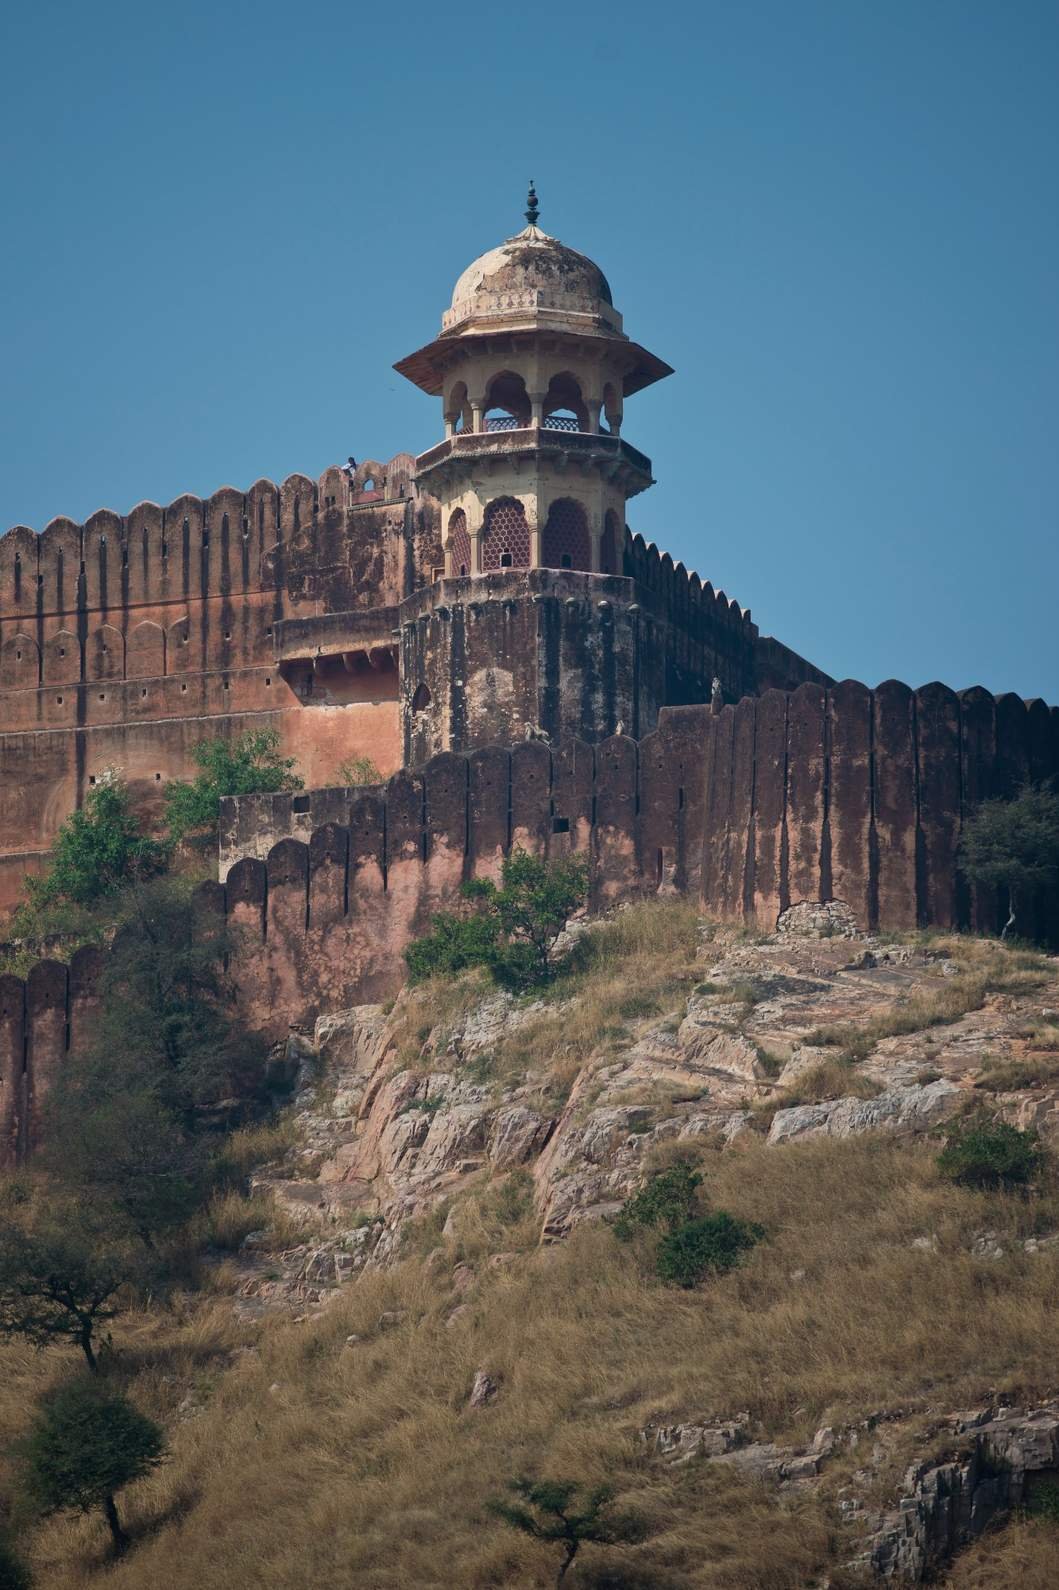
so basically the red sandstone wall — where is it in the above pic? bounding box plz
[4,682,1056,1169]
[0,458,438,918]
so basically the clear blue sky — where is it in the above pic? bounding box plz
[2,1,1056,699]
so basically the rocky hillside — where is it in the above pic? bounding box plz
[4,899,1059,1587]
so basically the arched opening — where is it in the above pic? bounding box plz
[481,497,530,571]
[541,499,590,571]
[600,509,623,575]
[362,476,376,493]
[602,380,622,436]
[448,509,471,577]
[447,380,471,434]
[543,372,587,432]
[484,370,530,431]
[411,682,432,712]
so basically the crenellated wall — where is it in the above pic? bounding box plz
[0,457,442,916]
[4,681,1056,1169]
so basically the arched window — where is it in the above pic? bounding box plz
[481,497,530,571]
[448,509,471,577]
[411,682,432,712]
[543,372,587,432]
[484,370,530,431]
[600,509,623,575]
[542,499,590,571]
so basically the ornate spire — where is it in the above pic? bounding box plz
[524,180,539,228]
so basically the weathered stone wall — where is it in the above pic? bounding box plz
[0,458,441,917]
[5,681,1056,1170]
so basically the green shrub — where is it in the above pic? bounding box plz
[655,1211,764,1288]
[937,1120,1044,1190]
[1027,1478,1059,1523]
[405,849,590,991]
[489,1477,647,1586]
[613,1163,703,1240]
[21,774,166,914]
[336,755,382,786]
[164,729,302,843]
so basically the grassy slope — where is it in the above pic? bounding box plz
[2,909,1058,1586]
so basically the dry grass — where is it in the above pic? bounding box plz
[751,1060,884,1131]
[975,1052,1059,1093]
[5,1129,1059,1587]
[941,1517,1059,1587]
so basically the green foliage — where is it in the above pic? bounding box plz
[164,729,302,843]
[489,1477,647,1586]
[405,848,590,991]
[959,783,1059,937]
[654,1212,764,1289]
[0,1207,134,1371]
[21,775,166,914]
[0,1538,31,1590]
[21,1377,164,1555]
[937,1120,1044,1190]
[1027,1478,1059,1523]
[403,908,500,984]
[613,1163,703,1240]
[42,879,266,1248]
[336,754,383,786]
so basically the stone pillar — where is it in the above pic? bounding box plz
[587,399,602,435]
[444,417,454,439]
[470,402,483,434]
[529,512,541,570]
[589,518,602,573]
[470,528,483,575]
[529,392,545,428]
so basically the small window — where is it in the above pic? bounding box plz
[161,540,168,558]
[224,629,231,640]
[155,773,161,782]
[411,682,431,712]
[15,650,21,661]
[560,553,572,569]
[98,692,105,701]
[362,476,376,492]
[265,676,271,686]
[291,795,311,814]
[59,647,65,657]
[141,688,147,698]
[500,552,513,568]
[56,695,63,704]
[89,775,96,786]
[181,683,188,693]
[552,816,570,835]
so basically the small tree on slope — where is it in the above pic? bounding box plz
[489,1478,646,1587]
[21,1378,164,1556]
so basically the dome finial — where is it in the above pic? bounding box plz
[524,180,539,228]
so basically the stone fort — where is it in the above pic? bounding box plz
[2,193,1057,1159]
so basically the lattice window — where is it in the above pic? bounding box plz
[600,510,623,575]
[448,509,471,577]
[481,497,530,571]
[542,498,590,571]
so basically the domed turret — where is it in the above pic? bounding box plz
[394,187,672,578]
[444,226,617,333]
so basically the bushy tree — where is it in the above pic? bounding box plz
[164,729,302,843]
[406,849,590,990]
[489,1478,646,1587]
[21,1378,164,1556]
[654,1212,764,1289]
[613,1163,703,1240]
[0,1211,133,1371]
[20,774,165,914]
[959,783,1059,939]
[42,880,264,1246]
[937,1120,1044,1190]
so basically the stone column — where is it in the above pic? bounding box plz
[470,528,483,575]
[589,518,603,573]
[587,399,602,435]
[470,402,483,434]
[529,392,545,428]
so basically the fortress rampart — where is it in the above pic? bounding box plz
[4,679,1055,1169]
[0,457,440,915]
